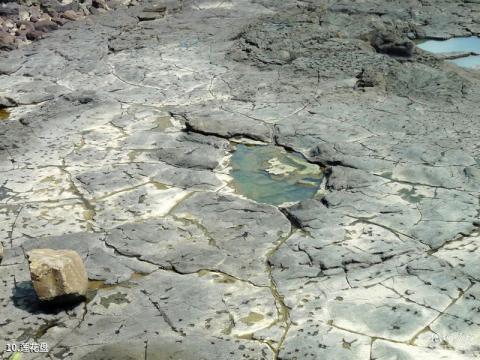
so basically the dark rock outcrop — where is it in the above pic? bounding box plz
[367,31,414,57]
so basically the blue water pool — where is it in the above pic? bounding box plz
[449,55,480,69]
[417,36,480,54]
[417,36,480,69]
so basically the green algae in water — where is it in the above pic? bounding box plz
[230,144,323,205]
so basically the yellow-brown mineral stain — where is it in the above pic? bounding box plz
[153,115,173,131]
[83,209,95,221]
[0,109,10,121]
[240,312,265,326]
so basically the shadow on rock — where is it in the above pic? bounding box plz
[11,280,82,315]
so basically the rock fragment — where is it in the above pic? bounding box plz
[26,29,44,41]
[355,67,386,89]
[33,20,58,32]
[92,0,110,10]
[0,95,16,108]
[0,3,19,17]
[0,31,15,50]
[62,10,81,21]
[369,31,414,57]
[27,249,88,303]
[137,5,166,21]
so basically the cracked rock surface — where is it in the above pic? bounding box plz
[1,0,480,359]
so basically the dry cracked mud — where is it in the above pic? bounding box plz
[1,0,480,359]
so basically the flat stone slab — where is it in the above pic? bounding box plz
[1,0,480,358]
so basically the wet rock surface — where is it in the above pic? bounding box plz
[1,0,480,359]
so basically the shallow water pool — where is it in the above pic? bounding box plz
[417,36,480,53]
[417,36,480,69]
[230,144,323,206]
[448,55,480,69]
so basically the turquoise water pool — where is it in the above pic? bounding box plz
[417,36,480,53]
[449,55,480,69]
[230,144,323,206]
[417,36,480,69]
